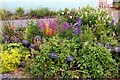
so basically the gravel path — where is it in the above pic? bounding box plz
[0,18,56,28]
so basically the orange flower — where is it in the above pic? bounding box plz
[46,23,49,36]
[49,28,52,36]
[53,30,56,35]
[10,25,15,30]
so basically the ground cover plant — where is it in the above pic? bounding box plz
[0,6,120,79]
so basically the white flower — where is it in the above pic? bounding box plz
[67,11,70,14]
[69,16,72,19]
[62,12,64,14]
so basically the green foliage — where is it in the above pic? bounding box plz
[0,34,2,44]
[16,7,24,16]
[30,8,50,18]
[0,48,22,73]
[56,6,118,46]
[25,21,39,43]
[1,43,30,61]
[77,44,119,78]
[14,27,26,41]
[0,9,4,19]
[114,21,120,44]
[1,21,26,43]
[0,9,8,20]
[1,21,14,38]
[26,36,82,78]
[79,6,117,46]
[56,8,77,23]
[0,43,30,73]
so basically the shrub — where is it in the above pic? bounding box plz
[16,7,24,16]
[26,36,82,78]
[0,48,22,73]
[1,43,30,61]
[29,8,50,18]
[77,43,119,78]
[0,43,30,73]
[25,21,39,43]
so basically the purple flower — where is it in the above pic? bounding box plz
[50,53,58,59]
[63,22,69,29]
[49,20,53,28]
[29,44,35,49]
[106,43,112,49]
[69,23,73,29]
[66,55,75,62]
[78,17,82,22]
[14,38,20,42]
[22,40,28,45]
[115,47,120,52]
[74,28,79,34]
[35,36,41,40]
[4,35,9,42]
[78,17,82,27]
[111,19,114,26]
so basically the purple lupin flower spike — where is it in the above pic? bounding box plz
[41,20,45,28]
[53,20,58,28]
[50,53,58,59]
[66,55,75,62]
[69,23,73,29]
[74,28,79,34]
[63,22,69,29]
[78,17,82,27]
[49,20,53,28]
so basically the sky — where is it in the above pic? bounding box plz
[0,0,113,11]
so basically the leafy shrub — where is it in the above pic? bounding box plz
[0,43,30,73]
[1,43,30,61]
[16,7,24,16]
[56,6,118,46]
[26,36,82,78]
[77,43,119,78]
[30,8,50,18]
[0,48,22,73]
[79,6,117,46]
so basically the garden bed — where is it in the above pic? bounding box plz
[0,6,120,79]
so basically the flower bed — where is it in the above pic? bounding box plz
[0,6,120,79]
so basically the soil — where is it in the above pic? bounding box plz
[1,67,32,79]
